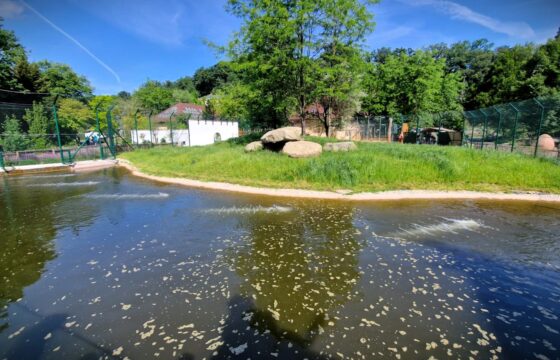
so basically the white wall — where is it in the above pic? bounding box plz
[130,120,238,147]
[187,120,239,146]
[131,129,190,146]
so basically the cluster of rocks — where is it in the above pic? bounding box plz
[245,127,357,158]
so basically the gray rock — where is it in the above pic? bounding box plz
[323,141,357,152]
[245,141,263,152]
[261,127,303,144]
[282,141,322,158]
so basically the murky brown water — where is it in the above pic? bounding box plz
[1,168,559,359]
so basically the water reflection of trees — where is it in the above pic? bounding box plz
[0,178,98,333]
[221,203,362,356]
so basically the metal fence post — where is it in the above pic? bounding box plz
[148,110,154,147]
[508,103,520,152]
[533,98,545,157]
[461,112,467,146]
[133,109,139,147]
[415,114,420,144]
[465,112,476,148]
[492,106,503,151]
[106,105,116,158]
[51,95,65,164]
[0,148,5,171]
[479,109,489,150]
[95,104,104,160]
[169,111,175,146]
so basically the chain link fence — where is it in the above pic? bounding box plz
[0,90,126,167]
[462,96,560,158]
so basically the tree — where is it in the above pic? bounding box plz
[193,62,234,96]
[362,52,403,118]
[14,57,41,92]
[209,82,254,123]
[0,20,26,91]
[226,0,377,131]
[443,39,494,110]
[23,102,50,149]
[362,49,463,126]
[0,116,28,151]
[117,91,131,99]
[172,89,199,104]
[133,80,174,112]
[479,44,534,105]
[313,0,374,136]
[173,76,197,94]
[37,60,93,99]
[57,98,91,133]
[524,36,560,97]
[89,95,114,120]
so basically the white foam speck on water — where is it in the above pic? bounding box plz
[202,205,292,215]
[84,192,170,200]
[391,218,483,238]
[28,181,100,187]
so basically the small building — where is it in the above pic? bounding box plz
[156,103,205,124]
[131,119,238,147]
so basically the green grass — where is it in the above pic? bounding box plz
[119,136,560,193]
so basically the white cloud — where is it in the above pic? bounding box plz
[400,0,536,39]
[0,0,24,18]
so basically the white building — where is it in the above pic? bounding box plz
[131,120,239,147]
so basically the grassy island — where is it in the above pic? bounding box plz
[120,137,560,194]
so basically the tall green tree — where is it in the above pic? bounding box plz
[37,61,93,99]
[23,102,50,149]
[0,116,28,151]
[313,0,374,135]
[525,36,560,97]
[478,44,535,106]
[14,57,41,92]
[193,62,234,96]
[0,20,26,91]
[226,0,376,131]
[57,98,91,133]
[133,80,174,112]
[363,50,463,126]
[443,39,494,109]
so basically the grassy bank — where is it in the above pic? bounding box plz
[120,138,560,193]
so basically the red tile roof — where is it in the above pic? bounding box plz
[156,103,204,121]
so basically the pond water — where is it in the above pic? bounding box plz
[1,168,559,360]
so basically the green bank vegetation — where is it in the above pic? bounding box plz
[120,138,560,193]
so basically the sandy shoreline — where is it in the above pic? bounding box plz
[118,160,560,202]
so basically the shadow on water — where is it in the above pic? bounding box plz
[217,202,362,358]
[0,175,99,335]
[210,295,328,360]
[3,307,128,360]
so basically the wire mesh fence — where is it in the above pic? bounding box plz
[462,96,560,158]
[0,89,243,168]
[0,90,125,167]
[349,115,392,141]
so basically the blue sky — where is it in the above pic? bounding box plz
[1,0,558,95]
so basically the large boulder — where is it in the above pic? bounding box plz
[245,141,263,152]
[323,141,357,152]
[282,141,322,158]
[261,127,303,144]
[538,134,556,151]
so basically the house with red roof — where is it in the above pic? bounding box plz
[155,103,205,124]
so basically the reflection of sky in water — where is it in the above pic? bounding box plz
[0,169,559,359]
